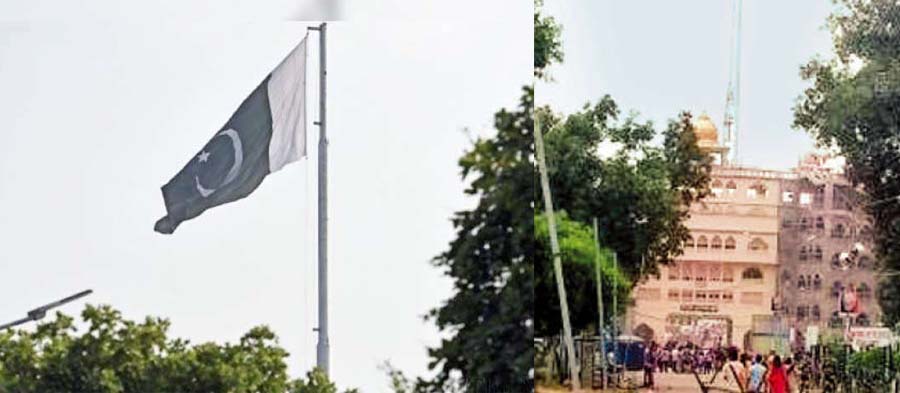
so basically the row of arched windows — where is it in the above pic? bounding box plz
[789,307,871,326]
[782,216,870,240]
[794,305,821,320]
[829,282,872,298]
[798,245,824,261]
[685,235,768,251]
[796,274,822,290]
[667,264,763,282]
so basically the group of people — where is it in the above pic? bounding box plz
[720,347,805,393]
[644,342,727,374]
[641,342,809,393]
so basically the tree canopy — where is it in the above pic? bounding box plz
[534,211,630,337]
[420,87,534,392]
[535,0,563,79]
[0,305,357,393]
[538,103,711,284]
[793,0,900,325]
[532,0,710,339]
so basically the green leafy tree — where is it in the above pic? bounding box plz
[534,211,629,337]
[532,0,709,341]
[793,0,900,325]
[0,304,356,393]
[420,87,534,392]
[537,103,711,287]
[535,0,563,79]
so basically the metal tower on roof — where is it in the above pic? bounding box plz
[723,0,742,165]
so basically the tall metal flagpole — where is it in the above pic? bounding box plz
[309,22,329,376]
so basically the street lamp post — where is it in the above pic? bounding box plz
[0,289,93,330]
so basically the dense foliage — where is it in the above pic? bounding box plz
[533,0,709,339]
[538,105,711,283]
[0,305,356,393]
[534,212,629,337]
[534,0,563,79]
[793,0,900,325]
[421,88,534,392]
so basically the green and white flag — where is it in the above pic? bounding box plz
[155,37,308,234]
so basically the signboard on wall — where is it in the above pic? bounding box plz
[848,327,894,350]
[679,304,718,313]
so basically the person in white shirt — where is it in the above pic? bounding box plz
[720,347,747,391]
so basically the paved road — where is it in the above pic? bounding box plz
[639,373,701,392]
[541,372,825,393]
[539,372,718,392]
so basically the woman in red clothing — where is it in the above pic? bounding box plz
[767,355,788,393]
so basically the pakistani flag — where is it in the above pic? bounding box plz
[154,38,308,234]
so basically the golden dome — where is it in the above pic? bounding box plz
[693,113,719,148]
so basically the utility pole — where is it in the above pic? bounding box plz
[612,252,618,342]
[535,112,580,390]
[593,218,606,389]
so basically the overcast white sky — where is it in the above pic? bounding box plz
[538,0,835,170]
[0,1,530,391]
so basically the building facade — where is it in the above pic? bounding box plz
[629,115,781,348]
[627,117,882,350]
[776,154,880,343]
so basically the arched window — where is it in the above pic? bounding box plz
[697,236,709,249]
[832,281,843,298]
[812,305,821,321]
[726,180,738,194]
[797,276,806,289]
[832,223,845,238]
[682,264,692,281]
[782,217,794,228]
[816,216,825,229]
[813,274,822,290]
[711,236,722,249]
[685,236,695,248]
[799,217,810,230]
[797,305,808,319]
[799,246,808,261]
[814,186,826,206]
[723,267,734,282]
[742,267,763,280]
[748,238,768,251]
[711,180,724,197]
[832,253,842,269]
[724,237,736,250]
[813,246,823,261]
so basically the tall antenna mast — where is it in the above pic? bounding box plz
[723,0,742,165]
